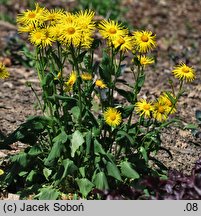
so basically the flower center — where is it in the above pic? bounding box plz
[118,37,125,44]
[158,105,165,113]
[143,104,150,110]
[28,12,36,19]
[110,113,117,121]
[67,27,75,35]
[141,35,149,42]
[35,32,43,39]
[108,28,117,34]
[182,67,189,73]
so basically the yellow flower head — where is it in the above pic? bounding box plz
[137,55,154,66]
[43,8,64,24]
[95,79,107,89]
[159,92,176,114]
[17,3,45,25]
[29,28,46,46]
[98,19,128,41]
[65,71,77,91]
[0,62,10,79]
[0,169,4,176]
[104,107,122,127]
[75,10,95,31]
[81,72,92,81]
[135,98,153,118]
[58,22,82,46]
[112,35,134,52]
[133,30,156,53]
[153,99,169,122]
[172,63,195,82]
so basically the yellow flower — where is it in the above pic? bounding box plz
[135,98,153,118]
[112,35,134,52]
[65,71,77,91]
[137,55,154,66]
[159,92,176,114]
[29,28,46,46]
[104,107,122,127]
[17,3,45,25]
[153,99,169,122]
[133,30,156,53]
[95,79,107,88]
[0,169,4,176]
[98,19,128,41]
[43,8,64,24]
[81,72,92,81]
[172,63,195,82]
[0,62,10,79]
[75,10,95,31]
[59,22,82,46]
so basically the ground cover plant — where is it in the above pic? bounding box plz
[0,2,197,199]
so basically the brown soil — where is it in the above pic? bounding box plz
[0,0,201,181]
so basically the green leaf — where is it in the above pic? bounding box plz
[184,124,198,130]
[26,170,37,183]
[115,87,134,103]
[122,105,134,118]
[71,106,80,121]
[71,130,85,157]
[35,187,60,200]
[86,131,92,155]
[116,130,134,144]
[43,168,52,180]
[76,178,94,198]
[45,130,68,166]
[106,162,122,181]
[61,159,77,179]
[137,73,145,89]
[3,116,52,146]
[28,145,42,156]
[94,139,106,155]
[11,152,29,168]
[139,146,148,162]
[93,172,109,190]
[120,161,140,179]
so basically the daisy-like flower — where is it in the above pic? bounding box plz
[65,71,77,91]
[104,107,122,127]
[112,35,134,52]
[172,63,195,82]
[75,10,95,31]
[135,98,153,118]
[153,99,169,122]
[29,28,46,46]
[159,92,176,114]
[81,72,92,81]
[17,3,45,25]
[98,19,128,41]
[0,169,4,176]
[95,79,107,88]
[137,55,154,66]
[58,22,82,46]
[133,30,156,53]
[0,62,10,79]
[43,8,64,25]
